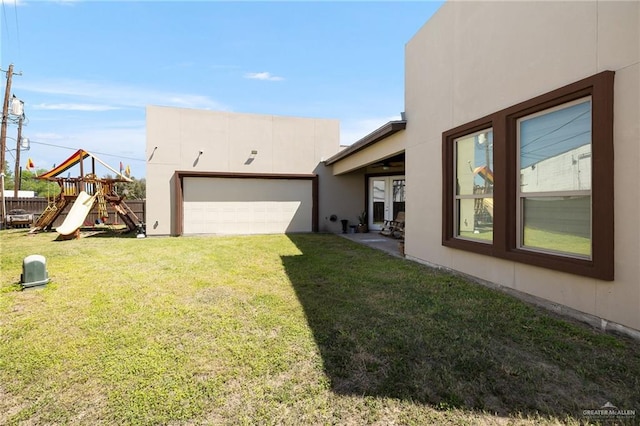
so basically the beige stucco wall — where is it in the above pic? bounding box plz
[146,107,359,235]
[315,164,366,234]
[405,1,640,331]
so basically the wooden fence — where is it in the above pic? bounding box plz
[5,197,146,228]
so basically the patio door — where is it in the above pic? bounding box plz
[368,176,405,231]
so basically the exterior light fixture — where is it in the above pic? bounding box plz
[193,150,204,167]
[244,150,258,165]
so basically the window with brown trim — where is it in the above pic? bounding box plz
[442,71,614,280]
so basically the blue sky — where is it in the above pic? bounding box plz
[1,0,443,178]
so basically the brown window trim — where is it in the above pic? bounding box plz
[173,171,319,236]
[442,71,614,280]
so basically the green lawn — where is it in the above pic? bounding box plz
[1,230,639,425]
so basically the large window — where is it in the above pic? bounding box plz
[442,71,614,280]
[518,98,592,258]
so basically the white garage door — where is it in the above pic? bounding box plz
[183,177,313,235]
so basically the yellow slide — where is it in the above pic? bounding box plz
[56,191,97,236]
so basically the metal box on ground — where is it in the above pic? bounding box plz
[21,255,50,289]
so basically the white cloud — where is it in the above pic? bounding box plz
[340,115,402,146]
[244,72,285,82]
[13,78,229,111]
[28,121,148,177]
[0,0,78,5]
[51,0,81,5]
[34,103,121,112]
[31,132,65,140]
[14,77,227,178]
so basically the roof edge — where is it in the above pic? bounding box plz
[325,120,406,165]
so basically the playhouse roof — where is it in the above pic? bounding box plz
[37,149,133,182]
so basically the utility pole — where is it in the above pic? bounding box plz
[0,64,15,228]
[0,64,21,228]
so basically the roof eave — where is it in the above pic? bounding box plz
[325,120,406,166]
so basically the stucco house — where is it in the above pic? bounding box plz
[147,1,639,336]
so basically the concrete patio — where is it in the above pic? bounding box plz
[339,231,405,258]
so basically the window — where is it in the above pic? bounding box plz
[442,71,614,280]
[454,129,493,242]
[518,98,592,257]
[392,178,406,219]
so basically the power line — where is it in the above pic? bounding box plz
[28,139,145,162]
[522,130,590,156]
[1,0,20,59]
[1,1,9,47]
[13,0,21,60]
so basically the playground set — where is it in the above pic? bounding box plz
[473,164,494,231]
[29,149,143,238]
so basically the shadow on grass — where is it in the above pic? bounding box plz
[83,229,138,239]
[47,228,138,241]
[283,234,640,421]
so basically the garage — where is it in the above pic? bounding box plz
[179,174,317,235]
